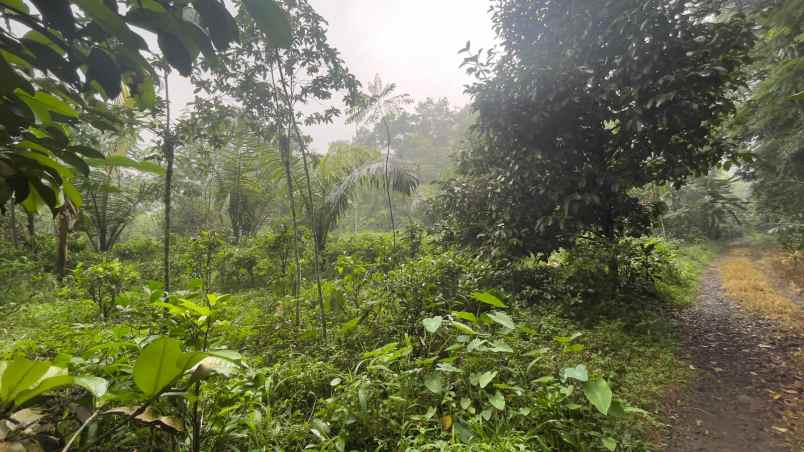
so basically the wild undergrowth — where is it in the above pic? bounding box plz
[0,232,709,451]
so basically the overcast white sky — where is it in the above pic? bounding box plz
[165,0,497,153]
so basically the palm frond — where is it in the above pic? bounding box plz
[323,158,419,233]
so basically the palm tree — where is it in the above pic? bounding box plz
[347,75,412,248]
[77,131,160,253]
[311,144,419,251]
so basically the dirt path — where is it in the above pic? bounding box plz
[664,254,804,452]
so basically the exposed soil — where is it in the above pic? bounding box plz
[664,256,804,452]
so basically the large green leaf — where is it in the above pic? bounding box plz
[423,372,443,394]
[0,55,30,96]
[0,358,51,402]
[192,0,239,49]
[243,0,292,48]
[0,0,28,13]
[133,337,185,397]
[72,376,108,398]
[31,0,76,37]
[562,364,589,382]
[422,316,443,333]
[68,145,105,159]
[450,320,477,335]
[488,390,506,410]
[485,311,515,329]
[87,47,122,99]
[476,370,497,389]
[17,151,73,179]
[62,179,82,208]
[16,90,78,119]
[21,30,65,55]
[14,375,71,405]
[471,291,507,308]
[88,154,164,174]
[20,182,45,213]
[157,32,193,76]
[583,378,612,415]
[74,0,147,50]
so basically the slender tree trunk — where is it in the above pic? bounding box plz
[382,118,397,249]
[8,196,17,246]
[267,59,303,327]
[26,211,34,244]
[162,68,173,292]
[274,51,327,342]
[280,132,303,323]
[290,121,328,343]
[232,145,243,244]
[55,209,69,279]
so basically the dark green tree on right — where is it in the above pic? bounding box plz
[438,0,755,257]
[730,0,804,251]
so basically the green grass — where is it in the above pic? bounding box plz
[661,240,721,306]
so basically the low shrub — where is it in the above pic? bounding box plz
[74,258,140,320]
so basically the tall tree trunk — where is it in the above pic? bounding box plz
[267,60,303,327]
[275,51,327,342]
[162,68,174,292]
[8,196,17,246]
[55,202,77,279]
[280,133,302,325]
[290,120,328,343]
[382,118,397,249]
[26,211,34,245]
[55,210,69,279]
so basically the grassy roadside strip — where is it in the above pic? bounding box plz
[718,245,804,449]
[719,247,804,332]
[554,240,723,448]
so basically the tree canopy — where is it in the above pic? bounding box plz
[438,0,755,256]
[0,0,289,213]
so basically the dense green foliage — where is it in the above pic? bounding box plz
[438,0,754,257]
[0,231,706,451]
[0,0,800,450]
[732,0,804,252]
[0,0,288,212]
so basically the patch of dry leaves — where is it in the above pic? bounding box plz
[719,247,804,449]
[718,249,804,332]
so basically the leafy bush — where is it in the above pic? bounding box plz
[382,250,496,332]
[307,293,644,451]
[113,237,162,281]
[322,231,399,274]
[74,258,140,320]
[555,235,688,306]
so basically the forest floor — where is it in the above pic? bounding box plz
[664,244,804,452]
